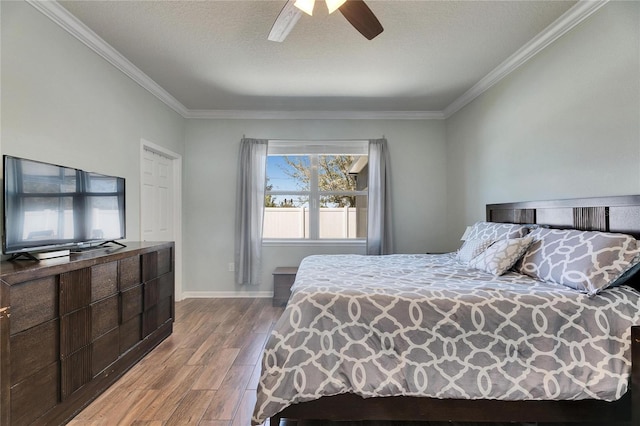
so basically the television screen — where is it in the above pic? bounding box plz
[82,171,126,242]
[2,155,125,255]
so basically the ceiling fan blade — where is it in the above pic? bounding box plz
[268,0,303,42]
[338,0,383,40]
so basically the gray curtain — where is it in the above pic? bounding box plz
[367,138,393,255]
[234,138,268,285]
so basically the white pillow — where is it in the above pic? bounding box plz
[456,238,495,263]
[468,236,534,276]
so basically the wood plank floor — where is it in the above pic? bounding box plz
[70,298,282,426]
[69,298,629,426]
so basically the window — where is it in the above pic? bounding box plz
[263,140,368,240]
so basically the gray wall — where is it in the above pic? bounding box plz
[445,0,640,252]
[1,1,185,260]
[183,118,448,294]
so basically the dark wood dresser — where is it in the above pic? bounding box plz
[0,241,175,425]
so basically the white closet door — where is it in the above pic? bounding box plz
[141,148,174,242]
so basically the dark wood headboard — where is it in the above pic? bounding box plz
[487,195,640,239]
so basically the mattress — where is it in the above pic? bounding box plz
[252,254,640,424]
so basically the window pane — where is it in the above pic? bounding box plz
[320,194,357,208]
[318,155,358,195]
[263,196,309,239]
[319,195,367,239]
[266,156,310,191]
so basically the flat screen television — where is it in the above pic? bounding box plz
[2,155,126,259]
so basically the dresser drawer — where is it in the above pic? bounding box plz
[92,327,119,377]
[91,261,118,302]
[119,255,141,291]
[120,315,142,355]
[91,294,119,340]
[10,276,57,335]
[157,247,172,276]
[121,285,143,322]
[10,362,58,425]
[10,319,59,385]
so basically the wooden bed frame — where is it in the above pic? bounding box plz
[269,195,640,425]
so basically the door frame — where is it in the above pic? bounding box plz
[140,139,183,301]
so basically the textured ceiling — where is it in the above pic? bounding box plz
[58,0,577,112]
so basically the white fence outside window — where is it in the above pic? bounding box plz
[263,207,361,239]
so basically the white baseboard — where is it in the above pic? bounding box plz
[180,291,274,300]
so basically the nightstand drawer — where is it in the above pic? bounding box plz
[273,267,298,307]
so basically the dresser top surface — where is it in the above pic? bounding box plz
[0,241,173,282]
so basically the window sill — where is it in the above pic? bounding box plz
[262,239,366,248]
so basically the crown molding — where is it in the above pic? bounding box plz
[442,0,609,119]
[26,0,189,117]
[185,109,445,120]
[29,0,607,121]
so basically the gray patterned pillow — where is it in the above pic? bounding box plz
[468,237,534,276]
[517,228,640,295]
[465,222,530,241]
[456,238,495,263]
[608,253,640,287]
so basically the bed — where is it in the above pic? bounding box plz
[253,195,640,425]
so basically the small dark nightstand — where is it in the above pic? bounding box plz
[273,266,298,307]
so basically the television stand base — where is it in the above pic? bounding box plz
[98,240,127,248]
[8,252,39,261]
[72,241,127,253]
[7,250,71,261]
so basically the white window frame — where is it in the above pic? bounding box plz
[264,140,369,242]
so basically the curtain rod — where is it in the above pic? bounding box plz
[242,137,386,142]
[268,138,371,142]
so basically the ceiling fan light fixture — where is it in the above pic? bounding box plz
[272,0,382,42]
[294,0,315,15]
[325,0,347,14]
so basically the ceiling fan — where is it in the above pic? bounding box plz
[268,0,384,42]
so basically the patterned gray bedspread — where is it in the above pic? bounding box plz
[252,254,640,424]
